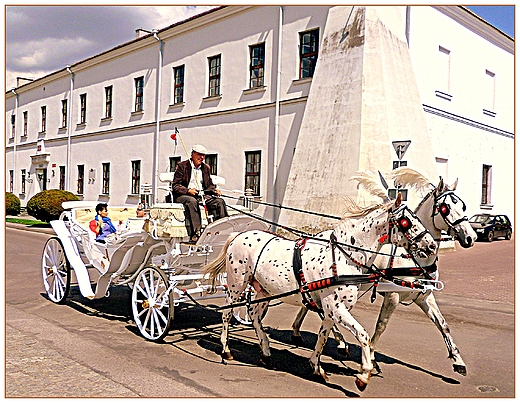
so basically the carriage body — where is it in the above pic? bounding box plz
[41,194,269,341]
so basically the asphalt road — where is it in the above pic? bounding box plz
[5,225,515,397]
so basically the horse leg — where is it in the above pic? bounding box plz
[308,319,334,382]
[291,306,308,346]
[250,290,272,368]
[370,292,400,374]
[327,306,373,391]
[415,291,467,376]
[331,325,349,356]
[220,308,234,361]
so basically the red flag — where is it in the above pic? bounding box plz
[170,133,177,141]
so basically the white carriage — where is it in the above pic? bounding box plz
[41,175,268,341]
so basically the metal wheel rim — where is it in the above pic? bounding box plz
[131,267,173,341]
[41,237,71,304]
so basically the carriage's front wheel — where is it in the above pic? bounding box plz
[131,266,173,341]
[42,237,71,304]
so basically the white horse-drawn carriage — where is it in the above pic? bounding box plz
[41,173,269,341]
[41,167,477,392]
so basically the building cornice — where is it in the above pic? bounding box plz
[433,6,514,54]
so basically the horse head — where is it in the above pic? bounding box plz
[431,179,477,248]
[388,193,438,259]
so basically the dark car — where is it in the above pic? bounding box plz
[469,214,512,242]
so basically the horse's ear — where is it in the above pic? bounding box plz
[449,178,458,191]
[436,178,444,193]
[394,192,402,208]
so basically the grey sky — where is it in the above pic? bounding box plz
[5,5,216,89]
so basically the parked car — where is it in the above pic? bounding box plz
[469,214,512,242]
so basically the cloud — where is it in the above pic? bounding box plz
[5,5,217,89]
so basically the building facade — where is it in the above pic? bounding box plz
[5,6,514,229]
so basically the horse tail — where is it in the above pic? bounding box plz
[203,233,236,281]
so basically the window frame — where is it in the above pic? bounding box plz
[105,85,113,118]
[61,99,68,128]
[299,29,319,79]
[77,164,85,195]
[169,156,182,172]
[23,111,28,137]
[102,162,110,194]
[173,65,185,104]
[79,93,87,124]
[41,105,46,133]
[205,154,218,175]
[208,55,221,97]
[11,115,15,138]
[481,164,492,205]
[135,76,144,112]
[244,150,261,196]
[21,169,26,194]
[59,166,66,190]
[249,43,265,88]
[131,160,141,195]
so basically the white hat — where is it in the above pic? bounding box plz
[192,144,208,155]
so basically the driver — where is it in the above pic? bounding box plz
[171,144,228,243]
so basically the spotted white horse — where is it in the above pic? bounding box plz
[203,194,437,391]
[291,167,477,377]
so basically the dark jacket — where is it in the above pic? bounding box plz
[171,159,217,198]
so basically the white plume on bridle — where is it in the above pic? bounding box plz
[349,171,391,202]
[388,167,434,195]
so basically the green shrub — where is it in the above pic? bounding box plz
[27,189,79,222]
[6,192,21,216]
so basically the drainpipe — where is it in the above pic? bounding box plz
[11,88,18,192]
[66,65,74,191]
[272,6,283,226]
[152,29,163,203]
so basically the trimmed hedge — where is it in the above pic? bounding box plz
[6,192,21,216]
[27,189,79,222]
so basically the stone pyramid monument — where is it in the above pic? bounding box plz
[279,6,438,233]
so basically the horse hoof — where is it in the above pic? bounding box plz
[453,364,467,376]
[337,347,349,357]
[355,373,371,392]
[291,334,304,346]
[221,351,234,361]
[259,354,272,369]
[371,360,382,375]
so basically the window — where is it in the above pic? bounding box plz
[483,70,496,116]
[23,111,28,136]
[9,170,13,193]
[79,93,87,124]
[11,115,15,138]
[105,86,113,118]
[41,106,46,132]
[245,151,261,196]
[250,43,265,88]
[436,46,451,98]
[208,55,221,97]
[61,99,68,128]
[205,154,218,175]
[300,29,319,79]
[135,76,144,112]
[77,165,85,194]
[169,156,181,172]
[59,166,65,190]
[131,160,141,194]
[481,164,492,205]
[173,65,185,104]
[21,169,26,194]
[102,163,110,194]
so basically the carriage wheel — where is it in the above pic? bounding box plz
[131,266,173,341]
[232,284,256,326]
[41,237,71,304]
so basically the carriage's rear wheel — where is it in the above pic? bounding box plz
[131,266,173,341]
[42,237,71,304]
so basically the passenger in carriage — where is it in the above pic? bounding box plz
[89,203,117,243]
[171,144,228,243]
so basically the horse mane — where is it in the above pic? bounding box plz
[342,195,393,219]
[349,171,390,202]
[388,167,434,193]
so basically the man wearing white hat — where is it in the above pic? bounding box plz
[172,144,228,243]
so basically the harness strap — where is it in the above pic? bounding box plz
[292,238,321,312]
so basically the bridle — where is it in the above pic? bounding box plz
[388,204,431,249]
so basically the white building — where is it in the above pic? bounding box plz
[5,6,514,231]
